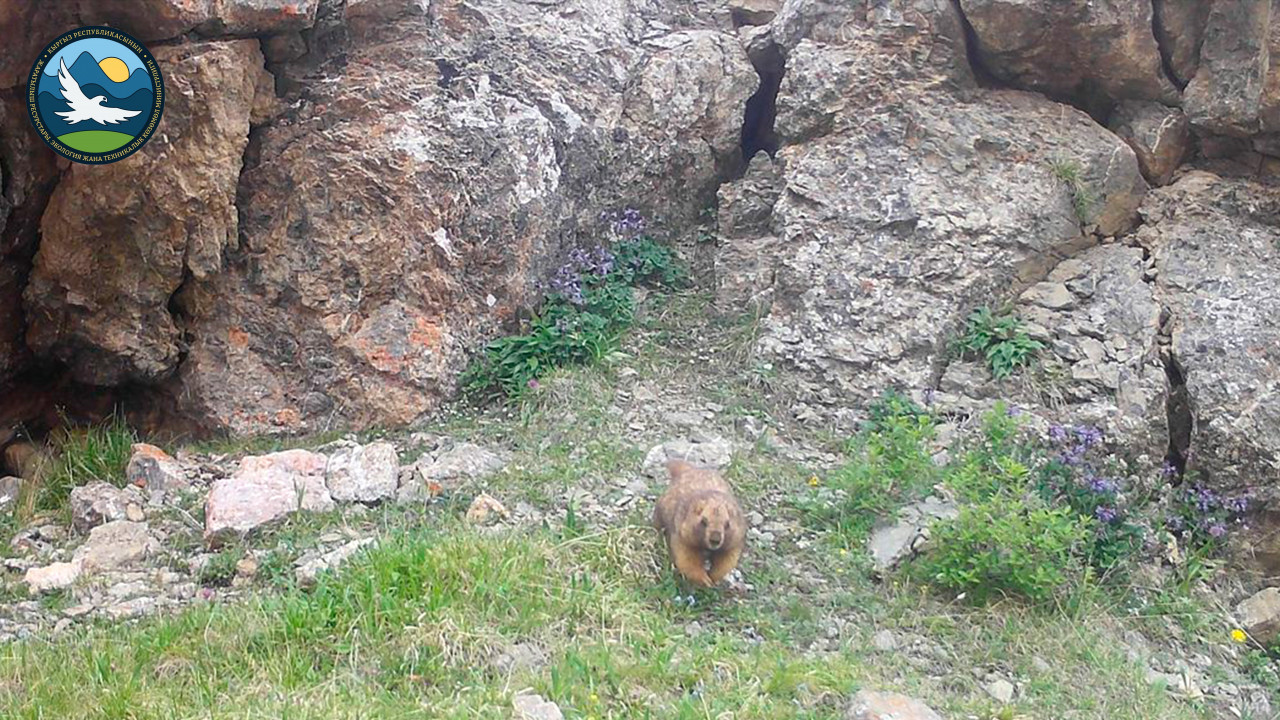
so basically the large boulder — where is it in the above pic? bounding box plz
[204,449,335,546]
[1183,0,1276,137]
[1152,0,1210,87]
[23,39,274,386]
[957,0,1179,109]
[717,29,1147,421]
[167,0,755,435]
[1139,172,1280,493]
[1108,101,1190,187]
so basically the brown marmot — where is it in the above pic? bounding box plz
[653,458,746,588]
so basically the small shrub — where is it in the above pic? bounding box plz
[461,212,685,401]
[954,308,1044,379]
[943,403,1030,502]
[35,416,137,513]
[862,388,930,434]
[799,396,938,538]
[917,493,1093,604]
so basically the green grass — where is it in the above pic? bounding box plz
[57,130,134,153]
[24,415,137,518]
[0,292,1244,720]
[1048,158,1098,225]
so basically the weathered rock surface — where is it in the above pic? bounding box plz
[1109,101,1190,186]
[23,39,273,386]
[642,436,734,477]
[513,693,565,720]
[325,441,399,503]
[1237,587,1280,646]
[23,561,82,594]
[465,492,510,526]
[295,537,376,587]
[847,690,944,720]
[719,23,1147,420]
[398,441,507,501]
[1153,0,1210,87]
[958,0,1178,108]
[204,449,334,546]
[868,496,957,573]
[73,521,156,572]
[1140,173,1280,492]
[1183,1,1275,137]
[68,482,144,533]
[126,443,189,498]
[167,0,755,435]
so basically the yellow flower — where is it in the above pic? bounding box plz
[589,693,599,703]
[839,548,849,556]
[808,475,821,487]
[1232,629,1247,643]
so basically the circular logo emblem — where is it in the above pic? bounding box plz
[26,26,165,165]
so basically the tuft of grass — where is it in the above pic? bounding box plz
[954,308,1044,380]
[1049,158,1097,224]
[31,416,137,516]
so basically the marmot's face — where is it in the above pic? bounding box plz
[696,502,732,550]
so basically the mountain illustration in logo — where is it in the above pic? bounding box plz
[35,47,155,153]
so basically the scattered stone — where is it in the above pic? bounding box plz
[23,561,82,594]
[204,449,335,547]
[641,437,734,477]
[867,497,957,573]
[399,442,507,501]
[235,556,259,579]
[871,629,898,652]
[326,441,399,503]
[727,0,779,25]
[73,521,155,572]
[513,693,564,720]
[126,443,189,498]
[494,643,548,675]
[1237,587,1280,645]
[1031,656,1052,674]
[295,538,376,587]
[985,677,1015,703]
[466,493,510,526]
[69,482,142,533]
[1019,281,1076,310]
[847,690,944,720]
[0,476,21,508]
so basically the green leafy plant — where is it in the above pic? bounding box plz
[798,395,939,538]
[943,403,1032,503]
[917,493,1092,604]
[461,228,685,401]
[955,308,1044,379]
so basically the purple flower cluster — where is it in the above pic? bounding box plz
[548,245,615,305]
[600,208,647,237]
[1167,483,1249,544]
[1048,423,1104,467]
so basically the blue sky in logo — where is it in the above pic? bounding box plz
[43,38,147,77]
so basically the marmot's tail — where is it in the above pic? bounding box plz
[665,457,695,479]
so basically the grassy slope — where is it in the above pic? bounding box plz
[0,292,1223,719]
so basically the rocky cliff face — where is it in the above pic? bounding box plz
[1,0,1279,531]
[713,0,1280,534]
[0,0,755,436]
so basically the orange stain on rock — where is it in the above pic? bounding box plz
[228,327,250,349]
[409,317,443,350]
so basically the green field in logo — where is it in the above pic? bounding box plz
[26,26,165,164]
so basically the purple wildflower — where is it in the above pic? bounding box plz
[1208,524,1227,538]
[1227,496,1250,514]
[1048,424,1068,444]
[1075,425,1103,449]
[1095,505,1118,523]
[602,207,647,237]
[527,378,540,390]
[1087,476,1117,494]
[1161,461,1178,478]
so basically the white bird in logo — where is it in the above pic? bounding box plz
[53,57,142,125]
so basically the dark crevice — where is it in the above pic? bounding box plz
[948,0,1003,90]
[739,41,783,164]
[1150,0,1189,90]
[1161,340,1193,476]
